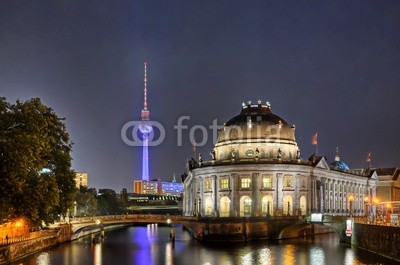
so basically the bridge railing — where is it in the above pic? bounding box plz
[68,214,181,225]
[0,229,57,246]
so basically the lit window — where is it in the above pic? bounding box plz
[262,175,272,188]
[205,178,211,191]
[220,178,229,189]
[284,175,292,188]
[241,177,251,189]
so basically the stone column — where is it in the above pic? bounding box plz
[332,180,336,213]
[326,179,331,213]
[345,181,349,214]
[199,177,204,216]
[276,173,283,215]
[212,175,218,217]
[311,175,317,212]
[230,173,237,217]
[252,173,261,216]
[320,178,325,213]
[294,174,300,215]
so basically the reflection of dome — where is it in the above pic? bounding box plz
[214,101,299,160]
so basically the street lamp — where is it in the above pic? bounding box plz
[14,219,23,238]
[348,195,354,218]
[74,201,77,217]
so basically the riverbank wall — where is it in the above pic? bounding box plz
[352,223,400,262]
[0,222,139,264]
[0,224,72,265]
[181,217,332,242]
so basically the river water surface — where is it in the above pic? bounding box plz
[12,224,396,265]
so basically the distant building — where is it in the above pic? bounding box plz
[133,175,183,196]
[75,172,88,189]
[374,168,400,202]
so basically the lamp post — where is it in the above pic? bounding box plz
[348,195,354,218]
[74,201,77,217]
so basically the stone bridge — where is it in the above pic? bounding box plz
[269,215,349,241]
[68,214,351,242]
[69,214,183,240]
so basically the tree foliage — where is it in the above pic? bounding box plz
[0,97,76,226]
[97,189,120,215]
[74,187,98,216]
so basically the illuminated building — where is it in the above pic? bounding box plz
[183,101,378,218]
[138,60,152,181]
[75,172,88,189]
[374,168,400,202]
[134,175,183,197]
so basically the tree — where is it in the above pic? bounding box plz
[74,187,98,216]
[0,97,76,226]
[97,189,120,215]
[119,188,129,211]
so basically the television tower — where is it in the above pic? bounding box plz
[138,60,152,181]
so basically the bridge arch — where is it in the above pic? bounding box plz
[277,222,345,241]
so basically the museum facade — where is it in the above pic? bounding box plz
[183,101,378,218]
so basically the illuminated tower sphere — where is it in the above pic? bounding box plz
[138,61,153,181]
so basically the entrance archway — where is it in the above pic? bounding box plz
[219,196,230,217]
[283,196,293,215]
[300,196,307,215]
[204,197,213,216]
[261,195,274,216]
[240,196,252,217]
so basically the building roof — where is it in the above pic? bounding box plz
[216,102,296,144]
[374,167,400,180]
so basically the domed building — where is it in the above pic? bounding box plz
[330,147,350,170]
[183,101,377,220]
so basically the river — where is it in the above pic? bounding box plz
[12,224,396,265]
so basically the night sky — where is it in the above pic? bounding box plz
[1,1,400,192]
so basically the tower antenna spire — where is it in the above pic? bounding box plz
[144,60,148,111]
[141,60,150,120]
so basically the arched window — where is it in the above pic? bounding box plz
[300,196,307,215]
[261,195,274,216]
[219,196,230,217]
[240,196,252,217]
[204,197,213,216]
[283,196,293,215]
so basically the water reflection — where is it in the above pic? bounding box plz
[165,242,173,265]
[12,225,398,265]
[309,246,325,265]
[35,252,50,265]
[344,248,355,265]
[133,225,153,265]
[92,242,102,265]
